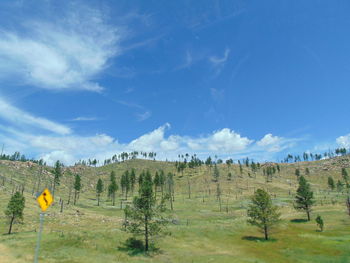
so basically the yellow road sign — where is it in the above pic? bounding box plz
[37,188,53,212]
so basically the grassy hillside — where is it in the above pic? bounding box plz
[0,157,349,262]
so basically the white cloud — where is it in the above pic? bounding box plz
[256,133,298,153]
[0,6,120,92]
[136,111,152,121]
[257,134,280,146]
[336,134,350,148]
[71,117,97,121]
[0,97,71,135]
[209,48,230,67]
[187,128,253,152]
[0,120,298,165]
[129,123,170,152]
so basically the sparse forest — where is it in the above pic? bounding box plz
[0,148,349,262]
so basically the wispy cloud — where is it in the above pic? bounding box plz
[175,50,193,70]
[116,100,152,122]
[116,100,144,110]
[0,96,71,135]
[209,48,231,77]
[210,88,225,102]
[136,111,152,121]
[0,6,120,92]
[209,48,230,67]
[124,87,135,94]
[70,117,98,122]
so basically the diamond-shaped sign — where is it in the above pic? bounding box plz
[37,188,53,212]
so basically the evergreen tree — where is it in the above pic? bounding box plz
[337,180,344,192]
[305,168,310,175]
[153,172,161,199]
[295,176,314,221]
[328,176,335,190]
[5,192,25,234]
[295,168,300,177]
[109,171,118,206]
[130,169,136,194]
[124,171,169,251]
[238,160,243,177]
[121,171,131,199]
[247,189,280,240]
[159,170,166,198]
[342,168,349,182]
[166,172,174,210]
[213,164,220,182]
[73,174,81,205]
[96,178,103,206]
[315,215,324,232]
[52,160,62,197]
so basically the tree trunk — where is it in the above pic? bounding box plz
[264,225,268,240]
[170,192,173,210]
[97,193,100,206]
[306,205,310,221]
[187,177,191,199]
[67,187,72,205]
[74,190,77,205]
[145,215,149,251]
[8,215,15,234]
[346,196,350,216]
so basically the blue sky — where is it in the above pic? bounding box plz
[0,0,350,165]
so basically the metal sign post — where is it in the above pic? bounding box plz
[34,213,45,263]
[34,188,53,263]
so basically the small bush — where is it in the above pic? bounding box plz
[125,237,144,251]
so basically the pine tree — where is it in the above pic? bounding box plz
[73,174,81,205]
[295,168,300,177]
[130,169,136,195]
[337,180,344,192]
[109,171,118,206]
[328,176,335,190]
[52,160,62,197]
[124,170,169,251]
[315,215,324,232]
[247,189,280,240]
[96,178,103,206]
[159,170,166,198]
[121,171,131,200]
[5,192,25,234]
[342,168,349,182]
[166,172,174,210]
[153,172,160,199]
[295,176,314,221]
[213,164,220,182]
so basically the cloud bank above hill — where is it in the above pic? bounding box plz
[0,107,299,165]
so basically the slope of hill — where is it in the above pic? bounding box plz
[0,156,349,262]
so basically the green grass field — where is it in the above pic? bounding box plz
[0,157,349,262]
